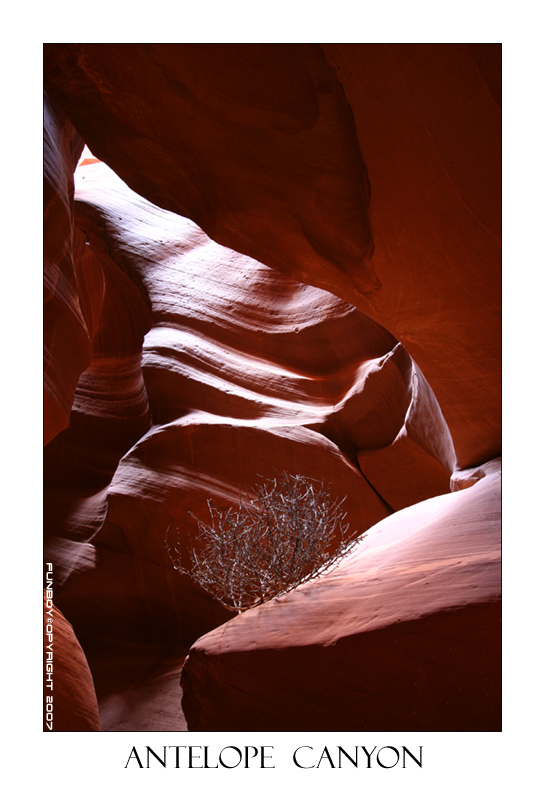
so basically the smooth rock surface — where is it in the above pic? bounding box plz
[42,45,501,732]
[181,464,501,731]
[321,43,501,468]
[43,44,377,305]
[44,43,501,469]
[44,595,101,731]
[43,92,88,444]
[44,158,456,731]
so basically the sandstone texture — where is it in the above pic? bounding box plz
[42,44,501,732]
[44,595,100,731]
[182,463,501,731]
[43,93,87,445]
[320,44,501,468]
[45,158,454,730]
[44,43,500,469]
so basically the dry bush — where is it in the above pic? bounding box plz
[166,472,360,612]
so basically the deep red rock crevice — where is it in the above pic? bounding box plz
[44,92,89,445]
[44,595,101,732]
[43,44,501,732]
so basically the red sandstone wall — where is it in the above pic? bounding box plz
[44,595,100,731]
[181,462,501,731]
[44,43,501,469]
[43,93,88,445]
[42,44,501,732]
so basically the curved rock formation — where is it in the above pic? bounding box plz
[44,167,154,584]
[44,595,100,731]
[42,44,501,732]
[181,462,501,731]
[43,93,88,445]
[43,43,501,469]
[320,44,501,468]
[44,157,457,730]
[43,44,376,305]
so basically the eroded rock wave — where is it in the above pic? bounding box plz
[45,157,458,730]
[181,463,501,731]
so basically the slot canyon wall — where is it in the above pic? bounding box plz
[43,44,501,732]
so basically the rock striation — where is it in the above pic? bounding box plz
[45,156,458,724]
[181,462,501,731]
[43,44,376,306]
[42,44,501,732]
[44,155,459,730]
[44,595,101,731]
[44,43,501,469]
[43,93,88,445]
[320,44,501,468]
